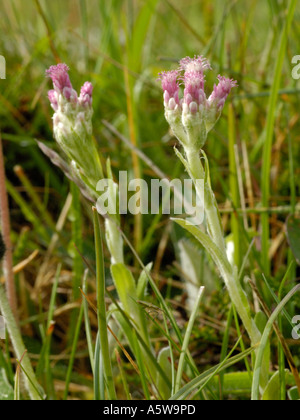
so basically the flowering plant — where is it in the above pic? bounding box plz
[159,56,262,350]
[44,63,169,399]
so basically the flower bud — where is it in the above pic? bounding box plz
[158,71,188,146]
[206,76,238,132]
[46,63,103,188]
[48,90,59,111]
[46,63,72,93]
[158,56,237,151]
[79,82,93,107]
[179,55,212,74]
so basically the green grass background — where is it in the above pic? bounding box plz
[0,0,300,400]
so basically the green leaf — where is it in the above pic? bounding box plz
[262,371,283,401]
[286,215,300,265]
[156,347,172,400]
[288,386,300,401]
[109,303,137,353]
[136,262,152,300]
[254,311,268,334]
[173,147,193,179]
[212,372,252,397]
[200,149,212,190]
[111,263,138,321]
[172,218,232,278]
[0,369,13,400]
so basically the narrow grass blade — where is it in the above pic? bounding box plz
[15,354,45,400]
[170,345,256,400]
[132,330,151,400]
[82,271,94,374]
[120,229,184,346]
[94,332,104,401]
[174,286,205,394]
[63,301,84,400]
[36,264,61,398]
[197,338,244,396]
[68,182,83,346]
[219,305,234,398]
[14,358,21,400]
[115,348,131,400]
[93,208,116,400]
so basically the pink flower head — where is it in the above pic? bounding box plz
[180,55,211,74]
[158,56,238,145]
[209,76,238,110]
[182,71,206,113]
[46,63,72,93]
[48,89,58,111]
[79,82,93,107]
[158,70,180,110]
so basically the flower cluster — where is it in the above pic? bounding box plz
[159,56,237,151]
[46,64,123,265]
[46,64,102,188]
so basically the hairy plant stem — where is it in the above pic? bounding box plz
[185,147,227,257]
[184,146,261,346]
